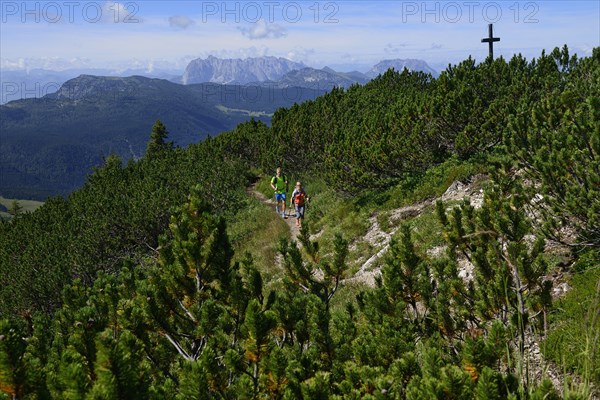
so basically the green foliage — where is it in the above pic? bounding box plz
[0,121,249,318]
[1,47,599,399]
[438,180,553,343]
[386,154,488,209]
[0,177,589,399]
[146,119,173,157]
[87,329,151,399]
[253,50,577,195]
[139,190,235,363]
[382,225,431,326]
[280,229,349,311]
[7,200,23,218]
[0,319,27,398]
[543,266,600,387]
[507,47,600,251]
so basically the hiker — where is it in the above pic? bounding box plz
[270,167,288,218]
[290,181,308,228]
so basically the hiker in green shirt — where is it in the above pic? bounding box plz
[270,167,289,218]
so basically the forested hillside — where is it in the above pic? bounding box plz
[0,75,325,200]
[1,46,598,399]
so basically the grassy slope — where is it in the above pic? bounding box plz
[0,196,44,219]
[543,263,600,393]
[227,196,290,281]
[238,157,489,308]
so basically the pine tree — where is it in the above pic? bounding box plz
[382,224,432,326]
[8,200,23,218]
[139,190,234,361]
[507,48,600,251]
[280,228,348,312]
[436,181,552,386]
[0,319,27,399]
[146,119,172,157]
[87,329,151,399]
[133,188,257,397]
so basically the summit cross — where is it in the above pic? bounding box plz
[481,23,500,59]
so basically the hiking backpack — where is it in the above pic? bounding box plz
[294,190,306,206]
[272,175,287,190]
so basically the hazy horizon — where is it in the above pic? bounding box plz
[1,1,598,75]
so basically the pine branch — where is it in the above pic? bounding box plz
[144,347,180,386]
[192,337,206,361]
[178,300,197,323]
[163,332,193,361]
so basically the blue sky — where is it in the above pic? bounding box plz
[1,1,598,73]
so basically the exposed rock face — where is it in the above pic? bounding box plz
[182,56,306,85]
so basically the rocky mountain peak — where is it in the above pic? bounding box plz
[182,56,306,85]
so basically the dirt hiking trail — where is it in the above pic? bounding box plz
[248,181,300,242]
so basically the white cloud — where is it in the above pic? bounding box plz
[169,15,195,29]
[239,19,287,40]
[0,58,26,71]
[384,43,409,54]
[204,47,271,60]
[0,57,94,71]
[286,48,315,63]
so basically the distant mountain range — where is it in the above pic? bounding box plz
[2,56,438,104]
[182,56,438,90]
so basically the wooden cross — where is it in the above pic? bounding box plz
[481,23,500,59]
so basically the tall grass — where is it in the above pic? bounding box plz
[227,197,290,281]
[542,264,600,398]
